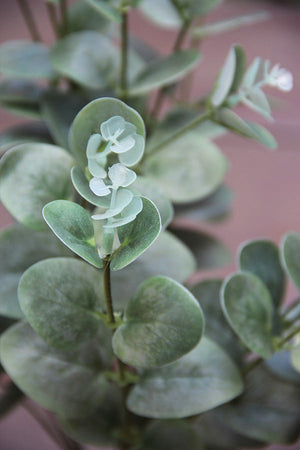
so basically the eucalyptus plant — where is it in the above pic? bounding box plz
[0,1,299,449]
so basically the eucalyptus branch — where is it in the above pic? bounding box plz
[16,0,42,42]
[242,356,264,375]
[280,324,300,346]
[120,1,129,101]
[150,110,211,154]
[103,258,115,324]
[149,19,192,120]
[179,16,205,101]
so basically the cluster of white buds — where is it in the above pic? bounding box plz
[238,58,293,119]
[86,115,145,256]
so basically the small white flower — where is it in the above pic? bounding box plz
[267,64,293,92]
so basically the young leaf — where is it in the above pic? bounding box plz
[142,133,228,204]
[127,337,243,418]
[71,167,111,208]
[69,97,145,168]
[18,258,104,350]
[128,50,200,96]
[43,200,103,268]
[111,231,196,311]
[0,224,71,319]
[0,41,56,80]
[51,31,119,90]
[281,232,300,291]
[0,321,112,418]
[221,272,274,358]
[112,276,204,368]
[239,239,286,307]
[111,197,161,271]
[0,143,74,230]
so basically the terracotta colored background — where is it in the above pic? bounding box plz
[0,0,299,449]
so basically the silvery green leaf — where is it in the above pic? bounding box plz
[192,11,270,38]
[89,178,111,196]
[119,133,145,166]
[86,133,102,157]
[92,188,133,220]
[242,57,262,88]
[108,163,136,187]
[242,87,271,119]
[100,116,128,141]
[211,46,236,107]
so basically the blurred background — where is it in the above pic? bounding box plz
[0,0,299,449]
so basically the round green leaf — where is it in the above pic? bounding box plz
[190,279,245,364]
[0,143,74,230]
[43,200,103,268]
[281,232,300,291]
[170,226,231,269]
[69,97,145,168]
[111,197,161,271]
[129,50,200,96]
[111,231,196,310]
[0,40,56,79]
[0,321,112,418]
[239,239,286,307]
[0,224,71,319]
[18,257,104,350]
[51,31,118,89]
[221,272,274,358]
[127,337,243,418]
[143,133,227,203]
[113,276,204,368]
[217,366,300,444]
[132,176,174,228]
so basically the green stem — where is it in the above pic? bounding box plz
[103,259,115,324]
[150,110,211,154]
[281,324,300,345]
[60,0,68,37]
[16,0,42,42]
[149,19,192,120]
[242,356,263,375]
[120,10,129,100]
[46,3,59,39]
